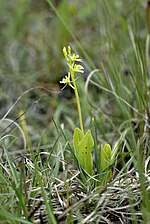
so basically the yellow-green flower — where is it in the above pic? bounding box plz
[63,46,83,64]
[60,72,74,89]
[68,63,84,73]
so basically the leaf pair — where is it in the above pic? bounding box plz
[73,128,94,175]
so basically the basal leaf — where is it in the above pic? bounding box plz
[100,144,111,172]
[73,128,84,150]
[73,128,84,158]
[78,130,94,175]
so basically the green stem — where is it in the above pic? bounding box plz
[70,69,84,133]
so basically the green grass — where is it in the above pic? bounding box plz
[0,0,150,223]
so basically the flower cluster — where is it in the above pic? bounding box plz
[60,46,84,88]
[63,46,82,63]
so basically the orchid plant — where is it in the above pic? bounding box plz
[60,46,94,175]
[60,46,113,182]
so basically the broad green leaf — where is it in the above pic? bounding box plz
[100,144,112,185]
[73,127,84,158]
[73,128,94,175]
[100,144,111,172]
[78,130,94,175]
